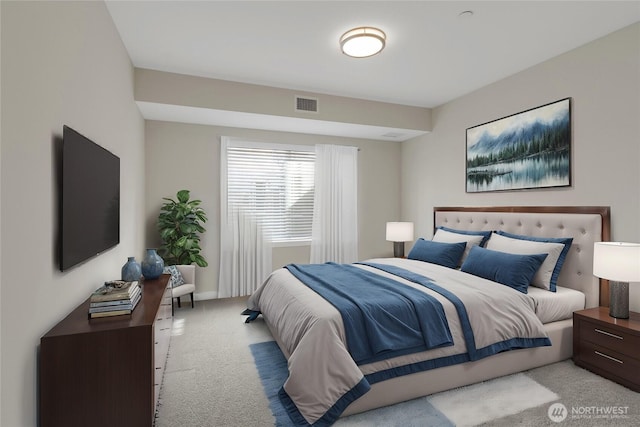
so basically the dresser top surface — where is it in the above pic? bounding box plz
[41,275,170,338]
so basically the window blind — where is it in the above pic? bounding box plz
[226,144,315,243]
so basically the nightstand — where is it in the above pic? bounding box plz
[573,307,640,392]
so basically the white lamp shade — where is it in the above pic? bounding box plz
[386,222,414,242]
[593,242,640,282]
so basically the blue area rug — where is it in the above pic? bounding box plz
[249,341,454,427]
[249,341,293,425]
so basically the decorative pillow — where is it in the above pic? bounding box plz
[486,232,565,291]
[438,226,492,246]
[407,239,467,269]
[163,265,185,288]
[432,228,486,266]
[494,231,573,292]
[460,246,548,294]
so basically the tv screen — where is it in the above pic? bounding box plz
[60,126,120,271]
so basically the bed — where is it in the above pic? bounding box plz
[246,206,611,426]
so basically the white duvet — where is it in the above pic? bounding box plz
[247,258,550,425]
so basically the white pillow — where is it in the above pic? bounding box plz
[485,232,565,291]
[432,228,484,265]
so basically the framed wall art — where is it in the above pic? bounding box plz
[466,98,571,193]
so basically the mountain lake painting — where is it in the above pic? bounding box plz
[466,98,571,192]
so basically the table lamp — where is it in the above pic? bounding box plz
[593,242,640,319]
[386,222,414,258]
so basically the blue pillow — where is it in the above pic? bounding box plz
[495,231,573,292]
[408,239,467,269]
[460,246,548,294]
[438,226,492,247]
[163,265,185,288]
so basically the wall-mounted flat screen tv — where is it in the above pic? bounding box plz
[60,126,120,271]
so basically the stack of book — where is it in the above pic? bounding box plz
[89,280,142,319]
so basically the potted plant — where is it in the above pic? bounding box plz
[157,189,208,267]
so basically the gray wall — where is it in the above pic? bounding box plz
[401,23,640,310]
[145,121,402,298]
[1,2,145,426]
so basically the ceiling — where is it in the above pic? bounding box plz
[105,1,640,138]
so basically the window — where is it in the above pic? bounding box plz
[224,140,315,244]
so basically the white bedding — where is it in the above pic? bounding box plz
[247,257,551,425]
[528,285,585,324]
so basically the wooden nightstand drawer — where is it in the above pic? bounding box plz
[580,320,640,357]
[580,340,640,385]
[573,307,640,392]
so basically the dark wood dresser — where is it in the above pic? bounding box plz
[39,274,172,427]
[573,306,640,392]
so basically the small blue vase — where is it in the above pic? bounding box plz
[141,249,164,280]
[121,256,142,282]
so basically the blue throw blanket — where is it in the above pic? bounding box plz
[358,262,478,360]
[285,263,453,364]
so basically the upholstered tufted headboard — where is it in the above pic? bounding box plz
[434,206,610,309]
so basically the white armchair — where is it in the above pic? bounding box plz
[172,265,196,313]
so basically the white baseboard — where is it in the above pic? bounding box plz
[194,291,217,301]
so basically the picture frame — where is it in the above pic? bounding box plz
[466,98,571,193]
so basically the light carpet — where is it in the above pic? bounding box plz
[249,341,559,427]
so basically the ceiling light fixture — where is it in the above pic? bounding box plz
[340,27,386,58]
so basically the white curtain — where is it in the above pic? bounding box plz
[218,138,272,298]
[310,144,358,264]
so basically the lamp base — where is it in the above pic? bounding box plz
[393,242,405,258]
[609,281,629,319]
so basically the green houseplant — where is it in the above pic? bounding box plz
[157,189,208,267]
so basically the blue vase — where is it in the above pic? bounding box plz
[121,256,142,282]
[141,249,164,280]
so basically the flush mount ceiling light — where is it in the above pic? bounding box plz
[340,27,386,58]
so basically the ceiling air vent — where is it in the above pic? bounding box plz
[295,96,319,113]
